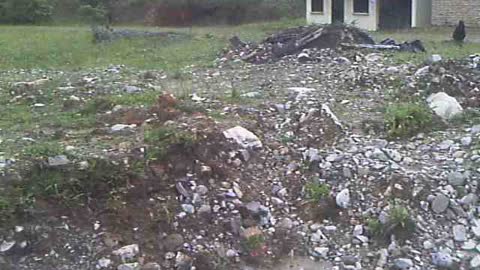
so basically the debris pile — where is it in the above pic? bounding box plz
[228,24,375,63]
[227,24,426,64]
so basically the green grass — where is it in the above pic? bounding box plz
[305,182,330,201]
[0,19,304,71]
[385,102,433,138]
[373,27,480,64]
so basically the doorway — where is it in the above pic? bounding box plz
[379,0,412,29]
[332,0,344,24]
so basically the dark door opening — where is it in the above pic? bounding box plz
[332,0,344,24]
[379,0,412,29]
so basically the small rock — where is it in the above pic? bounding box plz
[197,205,212,215]
[471,255,480,268]
[277,218,293,230]
[195,185,208,195]
[111,124,135,132]
[175,252,192,270]
[226,249,237,257]
[353,225,363,236]
[117,263,139,270]
[432,193,450,213]
[453,225,467,242]
[313,247,329,258]
[336,188,350,209]
[428,54,442,63]
[140,262,161,270]
[432,252,453,267]
[393,258,413,270]
[297,52,312,63]
[461,137,473,146]
[0,241,15,253]
[96,258,112,269]
[223,126,262,149]
[124,85,142,93]
[472,226,480,238]
[112,244,139,261]
[448,171,466,186]
[163,234,184,252]
[342,255,358,266]
[47,155,70,167]
[181,204,195,214]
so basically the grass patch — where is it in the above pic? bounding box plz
[373,27,480,64]
[23,141,64,158]
[0,19,304,71]
[367,204,416,242]
[304,182,330,202]
[385,102,433,138]
[144,126,198,161]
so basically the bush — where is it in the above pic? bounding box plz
[0,0,55,24]
[385,102,433,138]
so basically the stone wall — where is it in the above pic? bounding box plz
[432,0,480,26]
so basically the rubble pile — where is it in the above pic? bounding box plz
[3,26,480,270]
[226,25,426,64]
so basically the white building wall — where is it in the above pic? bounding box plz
[412,0,432,27]
[306,0,333,25]
[344,0,378,31]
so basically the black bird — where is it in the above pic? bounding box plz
[453,20,466,42]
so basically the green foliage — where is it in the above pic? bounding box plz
[23,158,126,204]
[305,182,330,201]
[243,234,265,253]
[367,218,382,237]
[144,126,197,161]
[385,102,433,138]
[78,4,108,24]
[24,141,64,158]
[0,0,55,24]
[367,205,416,241]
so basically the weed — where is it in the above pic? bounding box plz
[385,102,433,138]
[20,158,126,207]
[367,204,416,242]
[451,108,480,126]
[82,97,114,114]
[304,182,330,202]
[244,234,265,252]
[367,218,383,237]
[144,126,197,161]
[24,141,64,158]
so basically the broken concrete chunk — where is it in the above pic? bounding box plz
[223,126,262,149]
[112,244,139,261]
[47,155,70,167]
[427,92,463,120]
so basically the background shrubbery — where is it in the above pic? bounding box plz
[0,0,305,25]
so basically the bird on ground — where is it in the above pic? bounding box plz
[453,20,466,42]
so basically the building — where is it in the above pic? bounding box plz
[432,0,480,27]
[306,0,432,31]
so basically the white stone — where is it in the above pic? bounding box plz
[427,92,463,120]
[453,225,467,242]
[336,189,350,209]
[0,241,15,252]
[112,244,139,261]
[471,255,480,268]
[313,247,329,258]
[117,263,139,270]
[432,252,452,267]
[96,258,112,269]
[223,126,262,149]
